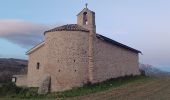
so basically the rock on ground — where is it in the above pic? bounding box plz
[38,74,51,94]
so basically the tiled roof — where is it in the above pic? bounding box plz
[96,34,141,53]
[44,24,89,34]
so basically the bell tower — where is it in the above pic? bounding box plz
[77,4,96,83]
[77,4,96,33]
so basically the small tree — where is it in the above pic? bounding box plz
[139,69,146,76]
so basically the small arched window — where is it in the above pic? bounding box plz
[83,12,88,25]
[36,62,40,69]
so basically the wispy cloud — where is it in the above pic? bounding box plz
[0,19,49,48]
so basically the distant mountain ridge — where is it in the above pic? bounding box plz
[0,58,28,83]
[139,64,170,76]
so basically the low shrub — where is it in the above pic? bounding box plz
[0,82,38,98]
[0,82,19,96]
[139,69,146,76]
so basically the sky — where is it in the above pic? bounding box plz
[0,0,170,71]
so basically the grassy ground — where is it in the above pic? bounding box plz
[0,75,162,100]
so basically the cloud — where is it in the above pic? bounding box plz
[0,19,49,48]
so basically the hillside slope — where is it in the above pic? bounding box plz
[0,58,28,83]
[72,77,170,100]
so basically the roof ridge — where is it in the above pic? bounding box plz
[26,41,45,55]
[96,34,141,53]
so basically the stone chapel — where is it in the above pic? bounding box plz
[13,5,141,92]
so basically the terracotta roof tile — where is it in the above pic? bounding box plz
[44,24,89,34]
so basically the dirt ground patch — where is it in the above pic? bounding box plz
[70,77,170,100]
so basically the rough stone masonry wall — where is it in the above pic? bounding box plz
[27,45,46,87]
[14,75,27,86]
[45,31,89,92]
[93,37,140,83]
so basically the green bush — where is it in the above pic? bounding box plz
[0,82,38,98]
[0,82,19,96]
